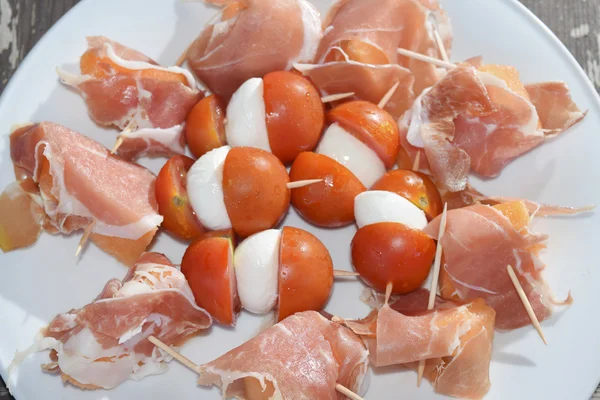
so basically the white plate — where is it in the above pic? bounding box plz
[1,0,599,399]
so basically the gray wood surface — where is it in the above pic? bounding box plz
[0,0,599,399]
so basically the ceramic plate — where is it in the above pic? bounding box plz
[1,0,599,399]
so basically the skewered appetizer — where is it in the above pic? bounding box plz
[181,226,333,325]
[290,100,400,227]
[186,71,325,164]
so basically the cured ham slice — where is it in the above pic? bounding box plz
[186,0,322,101]
[423,202,568,329]
[445,184,595,217]
[316,0,452,96]
[197,311,368,399]
[344,290,495,399]
[295,54,415,118]
[399,64,495,191]
[59,36,202,160]
[10,253,212,389]
[1,122,162,265]
[401,63,584,191]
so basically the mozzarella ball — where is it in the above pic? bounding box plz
[354,190,427,230]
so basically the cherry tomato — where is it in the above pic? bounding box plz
[155,155,205,240]
[371,170,443,220]
[396,145,414,171]
[185,95,227,158]
[198,228,237,246]
[328,100,399,168]
[277,227,334,321]
[181,236,240,325]
[223,147,290,237]
[263,71,325,164]
[351,222,435,295]
[289,152,366,227]
[323,40,389,65]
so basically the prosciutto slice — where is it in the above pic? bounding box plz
[197,311,368,399]
[344,291,494,399]
[401,63,584,192]
[423,203,566,329]
[1,122,162,265]
[9,253,212,390]
[59,36,202,160]
[295,52,415,118]
[316,0,452,96]
[186,0,322,101]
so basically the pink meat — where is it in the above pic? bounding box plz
[317,0,452,96]
[61,36,201,160]
[187,0,321,101]
[37,253,212,389]
[197,311,368,399]
[7,122,162,265]
[296,59,415,118]
[424,204,556,329]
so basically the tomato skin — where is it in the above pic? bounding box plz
[181,236,240,325]
[155,155,205,240]
[222,147,290,237]
[277,227,334,321]
[371,170,443,220]
[328,101,400,168]
[263,71,325,165]
[351,222,435,294]
[289,152,366,227]
[323,40,389,65]
[185,94,227,159]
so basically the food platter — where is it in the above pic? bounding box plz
[1,0,599,399]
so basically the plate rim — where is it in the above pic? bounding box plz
[1,0,599,398]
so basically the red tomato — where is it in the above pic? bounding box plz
[155,155,205,240]
[289,152,366,227]
[371,170,443,220]
[328,100,400,168]
[263,71,325,164]
[277,227,334,321]
[351,222,435,295]
[181,236,240,325]
[222,147,290,237]
[323,40,389,65]
[185,94,226,158]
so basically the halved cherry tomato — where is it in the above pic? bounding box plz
[181,236,240,325]
[277,227,334,321]
[328,100,400,168]
[222,147,290,237]
[263,71,325,164]
[289,152,366,227]
[155,155,205,241]
[351,222,435,295]
[198,228,237,246]
[324,39,389,65]
[185,94,227,158]
[371,170,443,220]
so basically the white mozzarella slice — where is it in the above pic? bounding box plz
[234,229,281,314]
[187,145,232,230]
[354,190,427,230]
[225,78,271,151]
[316,123,386,188]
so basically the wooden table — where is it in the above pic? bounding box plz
[0,0,599,399]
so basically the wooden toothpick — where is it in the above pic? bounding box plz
[377,81,400,109]
[412,151,421,172]
[147,335,364,399]
[321,92,355,104]
[111,120,137,155]
[333,270,360,278]
[287,179,323,189]
[384,282,393,305]
[397,48,456,70]
[75,220,96,257]
[433,29,450,63]
[417,203,448,386]
[507,265,548,345]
